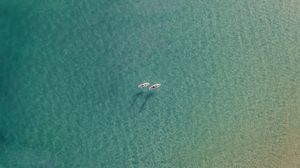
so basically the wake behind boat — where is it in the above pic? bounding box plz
[149,83,161,90]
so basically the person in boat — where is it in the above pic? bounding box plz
[138,82,150,88]
[149,83,161,90]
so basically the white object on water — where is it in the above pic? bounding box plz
[138,82,150,88]
[149,83,161,90]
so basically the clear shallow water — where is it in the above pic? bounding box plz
[0,0,300,167]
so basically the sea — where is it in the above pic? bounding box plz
[0,0,300,167]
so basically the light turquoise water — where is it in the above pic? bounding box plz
[1,0,300,167]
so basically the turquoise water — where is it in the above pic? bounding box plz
[1,0,300,167]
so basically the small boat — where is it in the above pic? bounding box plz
[138,82,150,88]
[149,83,161,90]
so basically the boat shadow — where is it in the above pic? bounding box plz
[129,92,155,113]
[138,92,155,113]
[129,91,144,110]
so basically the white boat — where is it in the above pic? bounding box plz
[138,82,150,88]
[149,83,161,90]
